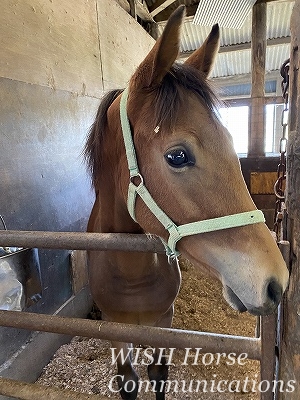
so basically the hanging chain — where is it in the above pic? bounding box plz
[273,59,290,241]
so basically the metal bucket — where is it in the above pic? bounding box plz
[0,248,42,310]
[0,216,42,311]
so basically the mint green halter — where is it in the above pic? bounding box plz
[120,87,265,258]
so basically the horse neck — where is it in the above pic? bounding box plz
[91,173,142,235]
[89,116,140,233]
[88,164,161,275]
[87,108,167,275]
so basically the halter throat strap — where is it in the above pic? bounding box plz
[119,87,265,257]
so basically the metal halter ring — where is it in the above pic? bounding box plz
[130,173,144,188]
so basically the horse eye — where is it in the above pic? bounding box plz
[165,148,194,168]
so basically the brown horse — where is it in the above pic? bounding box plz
[84,6,289,399]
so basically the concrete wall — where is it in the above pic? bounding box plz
[0,0,154,384]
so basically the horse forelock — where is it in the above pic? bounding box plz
[84,63,222,189]
[129,62,222,135]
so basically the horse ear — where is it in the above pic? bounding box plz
[131,6,186,89]
[184,24,220,77]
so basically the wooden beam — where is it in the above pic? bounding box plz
[248,1,267,157]
[251,2,267,98]
[152,4,198,22]
[149,0,177,17]
[256,0,294,3]
[179,36,290,59]
[223,96,284,107]
[221,36,290,53]
[213,70,283,86]
[128,0,136,19]
[116,0,154,22]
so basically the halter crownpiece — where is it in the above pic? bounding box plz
[119,87,265,258]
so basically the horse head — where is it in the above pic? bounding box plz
[90,6,289,317]
[116,6,289,316]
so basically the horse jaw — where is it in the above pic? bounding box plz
[178,224,289,316]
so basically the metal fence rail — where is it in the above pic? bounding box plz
[0,310,261,359]
[0,231,288,400]
[0,230,165,252]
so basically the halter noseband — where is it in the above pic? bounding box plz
[119,87,265,258]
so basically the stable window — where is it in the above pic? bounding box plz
[219,106,249,155]
[265,103,285,155]
[218,79,281,156]
[219,103,284,156]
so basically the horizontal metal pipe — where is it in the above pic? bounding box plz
[0,230,165,253]
[0,310,261,360]
[0,377,109,400]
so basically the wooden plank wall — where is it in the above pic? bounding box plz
[278,1,300,398]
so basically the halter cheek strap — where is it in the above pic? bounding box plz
[120,87,265,258]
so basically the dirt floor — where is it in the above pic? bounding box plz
[37,259,260,399]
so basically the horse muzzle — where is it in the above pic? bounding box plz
[223,278,284,316]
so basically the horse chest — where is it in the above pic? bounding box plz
[89,253,181,316]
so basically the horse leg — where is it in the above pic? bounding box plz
[147,349,169,400]
[112,341,139,400]
[147,307,174,400]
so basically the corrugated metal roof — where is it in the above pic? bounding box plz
[267,1,293,38]
[156,1,294,78]
[193,0,256,29]
[159,2,293,49]
[179,16,252,49]
[210,43,290,78]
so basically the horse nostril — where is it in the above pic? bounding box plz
[267,279,283,306]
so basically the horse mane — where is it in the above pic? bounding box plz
[83,88,123,187]
[84,63,221,188]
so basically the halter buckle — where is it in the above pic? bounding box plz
[130,173,144,188]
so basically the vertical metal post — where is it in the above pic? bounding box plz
[260,313,277,400]
[260,241,291,400]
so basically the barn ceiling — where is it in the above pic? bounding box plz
[157,0,293,79]
[120,0,294,81]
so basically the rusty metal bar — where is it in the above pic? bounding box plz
[278,240,290,265]
[260,313,277,400]
[0,230,165,253]
[0,377,109,400]
[0,310,261,360]
[259,241,290,400]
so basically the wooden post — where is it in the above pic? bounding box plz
[249,1,267,157]
[278,1,300,398]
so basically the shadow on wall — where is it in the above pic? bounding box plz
[0,76,97,366]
